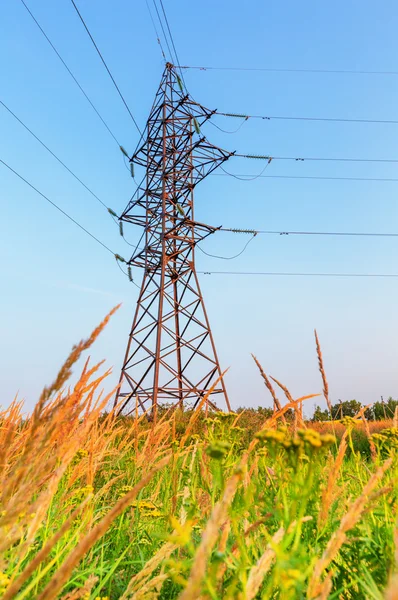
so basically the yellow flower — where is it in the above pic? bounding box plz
[168,517,194,546]
[0,572,10,591]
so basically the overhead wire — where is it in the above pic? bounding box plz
[151,0,174,64]
[19,0,120,146]
[212,173,398,183]
[234,153,398,164]
[0,158,144,287]
[179,65,398,76]
[145,0,166,60]
[197,270,398,278]
[69,0,142,136]
[1,99,110,211]
[1,158,115,256]
[158,0,186,87]
[196,234,257,260]
[219,227,398,239]
[0,99,147,252]
[215,111,398,126]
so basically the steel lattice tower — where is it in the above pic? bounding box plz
[115,63,233,417]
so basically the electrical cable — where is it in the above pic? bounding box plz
[212,173,398,183]
[196,234,256,260]
[197,270,398,278]
[69,0,142,136]
[219,227,398,238]
[151,0,174,64]
[215,111,398,126]
[220,161,272,181]
[158,0,186,87]
[1,99,111,211]
[234,153,398,164]
[1,158,115,255]
[209,118,249,134]
[19,0,120,146]
[1,158,143,287]
[145,0,166,60]
[179,65,398,76]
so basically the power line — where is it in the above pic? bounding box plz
[1,99,110,211]
[196,234,256,260]
[145,0,166,60]
[220,227,398,239]
[158,0,186,87]
[234,153,398,164]
[198,270,398,278]
[19,0,120,146]
[1,158,115,256]
[212,173,398,183]
[151,0,174,63]
[69,0,142,136]
[180,65,398,76]
[216,111,398,126]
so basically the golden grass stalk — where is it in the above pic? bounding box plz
[120,543,177,599]
[37,455,171,600]
[314,571,333,600]
[179,465,244,600]
[317,431,348,530]
[130,571,168,600]
[251,354,286,423]
[60,574,98,600]
[270,376,306,429]
[314,330,332,415]
[38,304,120,407]
[245,527,284,600]
[308,458,393,598]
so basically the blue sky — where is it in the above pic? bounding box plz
[1,0,398,414]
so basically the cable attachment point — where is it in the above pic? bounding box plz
[115,253,126,263]
[120,145,130,158]
[224,112,249,120]
[119,221,124,236]
[226,227,258,235]
[127,265,133,282]
[193,117,201,134]
[108,208,118,218]
[245,154,272,161]
[130,162,135,178]
[176,74,184,92]
[176,203,186,217]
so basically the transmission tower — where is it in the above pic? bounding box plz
[115,63,233,418]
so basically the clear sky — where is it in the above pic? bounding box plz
[1,0,398,414]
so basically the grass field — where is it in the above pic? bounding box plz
[1,311,397,599]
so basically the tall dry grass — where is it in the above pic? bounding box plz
[0,311,396,599]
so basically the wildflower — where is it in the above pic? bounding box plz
[341,416,360,428]
[130,500,160,514]
[79,485,94,496]
[0,572,10,591]
[168,517,194,546]
[71,449,89,465]
[118,485,134,497]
